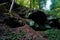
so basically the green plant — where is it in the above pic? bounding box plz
[18,30,26,38]
[45,29,60,40]
[1,28,26,40]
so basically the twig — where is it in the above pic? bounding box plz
[9,0,14,13]
[0,2,8,5]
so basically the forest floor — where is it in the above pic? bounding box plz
[0,23,48,40]
[0,12,59,40]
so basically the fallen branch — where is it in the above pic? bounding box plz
[0,2,8,5]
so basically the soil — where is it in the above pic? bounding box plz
[0,23,48,40]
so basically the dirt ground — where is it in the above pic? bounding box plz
[0,23,48,40]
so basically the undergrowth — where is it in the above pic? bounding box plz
[45,29,60,40]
